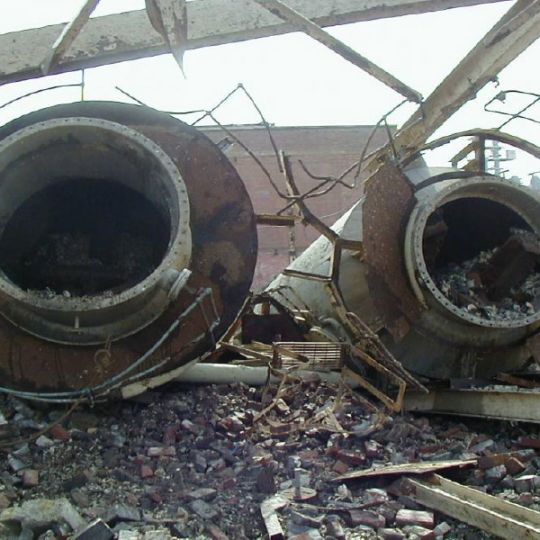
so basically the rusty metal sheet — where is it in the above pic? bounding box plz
[362,162,422,339]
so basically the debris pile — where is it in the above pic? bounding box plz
[434,229,540,321]
[3,377,540,538]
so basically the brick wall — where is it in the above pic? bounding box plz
[201,125,389,289]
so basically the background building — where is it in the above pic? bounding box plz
[203,125,389,289]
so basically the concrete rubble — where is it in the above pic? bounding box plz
[4,377,540,538]
[434,229,540,322]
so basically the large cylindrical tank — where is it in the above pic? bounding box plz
[0,102,257,398]
[268,148,540,379]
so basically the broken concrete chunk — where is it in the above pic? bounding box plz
[118,531,142,540]
[21,469,39,488]
[0,497,85,531]
[287,530,322,540]
[185,487,217,501]
[72,518,113,540]
[377,529,406,540]
[484,464,507,484]
[189,498,219,520]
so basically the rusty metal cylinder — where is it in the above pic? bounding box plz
[268,163,540,379]
[0,102,257,398]
[0,116,192,345]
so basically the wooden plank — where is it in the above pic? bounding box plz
[400,474,540,539]
[253,0,422,102]
[334,459,476,481]
[0,0,510,85]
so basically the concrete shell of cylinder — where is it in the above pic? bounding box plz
[267,164,540,379]
[0,117,192,345]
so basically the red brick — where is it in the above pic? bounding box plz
[506,457,526,476]
[49,424,70,442]
[518,437,540,449]
[395,509,434,529]
[348,510,385,528]
[333,461,349,474]
[140,465,153,478]
[335,450,366,466]
[206,524,229,540]
[163,425,177,445]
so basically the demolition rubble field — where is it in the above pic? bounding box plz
[2,378,540,539]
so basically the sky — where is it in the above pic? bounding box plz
[0,0,538,181]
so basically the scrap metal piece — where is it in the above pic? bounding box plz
[334,460,476,482]
[272,342,344,371]
[362,162,422,339]
[40,0,101,75]
[145,0,187,74]
[405,388,540,423]
[0,0,511,86]
[396,474,540,539]
[253,0,422,103]
[268,132,540,380]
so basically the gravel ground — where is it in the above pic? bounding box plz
[1,378,540,539]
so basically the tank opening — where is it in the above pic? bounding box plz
[0,178,170,297]
[423,197,540,321]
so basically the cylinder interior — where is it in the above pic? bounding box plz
[0,179,169,296]
[421,191,540,325]
[424,198,532,271]
[0,119,182,299]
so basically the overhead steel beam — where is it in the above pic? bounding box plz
[252,0,423,102]
[0,0,509,86]
[384,0,540,157]
[40,0,101,76]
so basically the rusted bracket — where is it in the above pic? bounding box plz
[400,129,540,168]
[256,214,299,227]
[396,474,540,539]
[145,0,188,74]
[450,136,487,172]
[41,0,101,75]
[252,0,422,103]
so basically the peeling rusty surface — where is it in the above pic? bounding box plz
[0,102,257,393]
[362,162,422,339]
